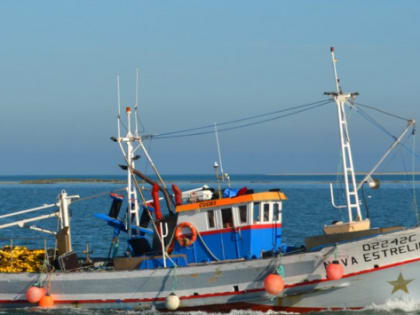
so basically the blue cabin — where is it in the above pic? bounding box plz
[168,189,287,264]
[98,188,287,269]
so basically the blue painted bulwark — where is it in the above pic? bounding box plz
[172,225,283,263]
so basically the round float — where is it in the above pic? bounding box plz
[26,286,46,304]
[166,292,180,311]
[264,273,284,295]
[39,294,54,308]
[326,261,344,280]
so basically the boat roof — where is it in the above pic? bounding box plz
[176,191,287,213]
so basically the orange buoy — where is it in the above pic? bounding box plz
[264,273,284,295]
[39,294,54,308]
[26,286,46,304]
[326,261,344,280]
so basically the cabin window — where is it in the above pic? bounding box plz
[221,208,233,228]
[273,203,280,222]
[239,205,247,224]
[207,210,216,228]
[263,203,270,222]
[253,202,260,223]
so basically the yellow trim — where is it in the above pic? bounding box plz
[176,191,287,213]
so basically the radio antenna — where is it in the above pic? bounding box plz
[135,68,140,136]
[117,74,121,138]
[214,122,224,177]
[330,46,343,95]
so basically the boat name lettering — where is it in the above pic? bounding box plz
[324,256,358,268]
[199,200,217,208]
[361,234,416,252]
[361,234,419,262]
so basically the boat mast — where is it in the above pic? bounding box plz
[135,68,140,137]
[131,73,171,204]
[325,47,362,222]
[115,77,140,238]
[113,73,173,238]
[126,107,140,230]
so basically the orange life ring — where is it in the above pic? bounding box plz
[175,222,197,247]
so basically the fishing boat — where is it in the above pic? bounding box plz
[0,47,418,313]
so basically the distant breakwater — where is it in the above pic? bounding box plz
[19,178,125,184]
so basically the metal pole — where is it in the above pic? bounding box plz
[0,203,57,220]
[117,74,121,139]
[357,120,415,190]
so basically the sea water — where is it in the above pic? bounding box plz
[0,174,420,315]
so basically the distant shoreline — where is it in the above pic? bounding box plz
[18,178,125,184]
[267,172,420,176]
[0,172,417,185]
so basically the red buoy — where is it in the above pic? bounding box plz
[26,286,46,304]
[172,184,183,206]
[39,294,54,307]
[326,261,344,280]
[152,184,163,220]
[264,273,284,295]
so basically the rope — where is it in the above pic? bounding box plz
[352,104,420,160]
[333,245,338,261]
[352,105,397,140]
[155,99,330,137]
[74,188,126,203]
[35,240,52,288]
[276,264,285,277]
[411,131,420,225]
[361,184,370,220]
[123,158,178,267]
[152,100,332,140]
[195,227,220,261]
[169,265,179,292]
[353,102,410,122]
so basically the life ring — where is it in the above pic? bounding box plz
[175,222,197,247]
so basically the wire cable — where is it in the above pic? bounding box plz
[352,104,420,159]
[73,188,126,204]
[153,99,331,138]
[353,102,410,122]
[154,100,332,140]
[352,105,397,140]
[411,130,419,224]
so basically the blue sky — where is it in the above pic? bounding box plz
[1,1,419,175]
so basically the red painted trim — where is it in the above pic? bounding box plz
[46,288,264,305]
[170,302,363,313]
[287,254,420,289]
[344,255,420,278]
[200,223,282,236]
[0,299,27,304]
[0,299,361,314]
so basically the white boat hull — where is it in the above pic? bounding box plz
[1,226,420,312]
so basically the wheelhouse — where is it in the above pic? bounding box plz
[171,190,287,263]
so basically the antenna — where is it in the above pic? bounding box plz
[214,123,230,186]
[117,74,121,139]
[135,68,139,136]
[214,122,224,176]
[330,47,342,94]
